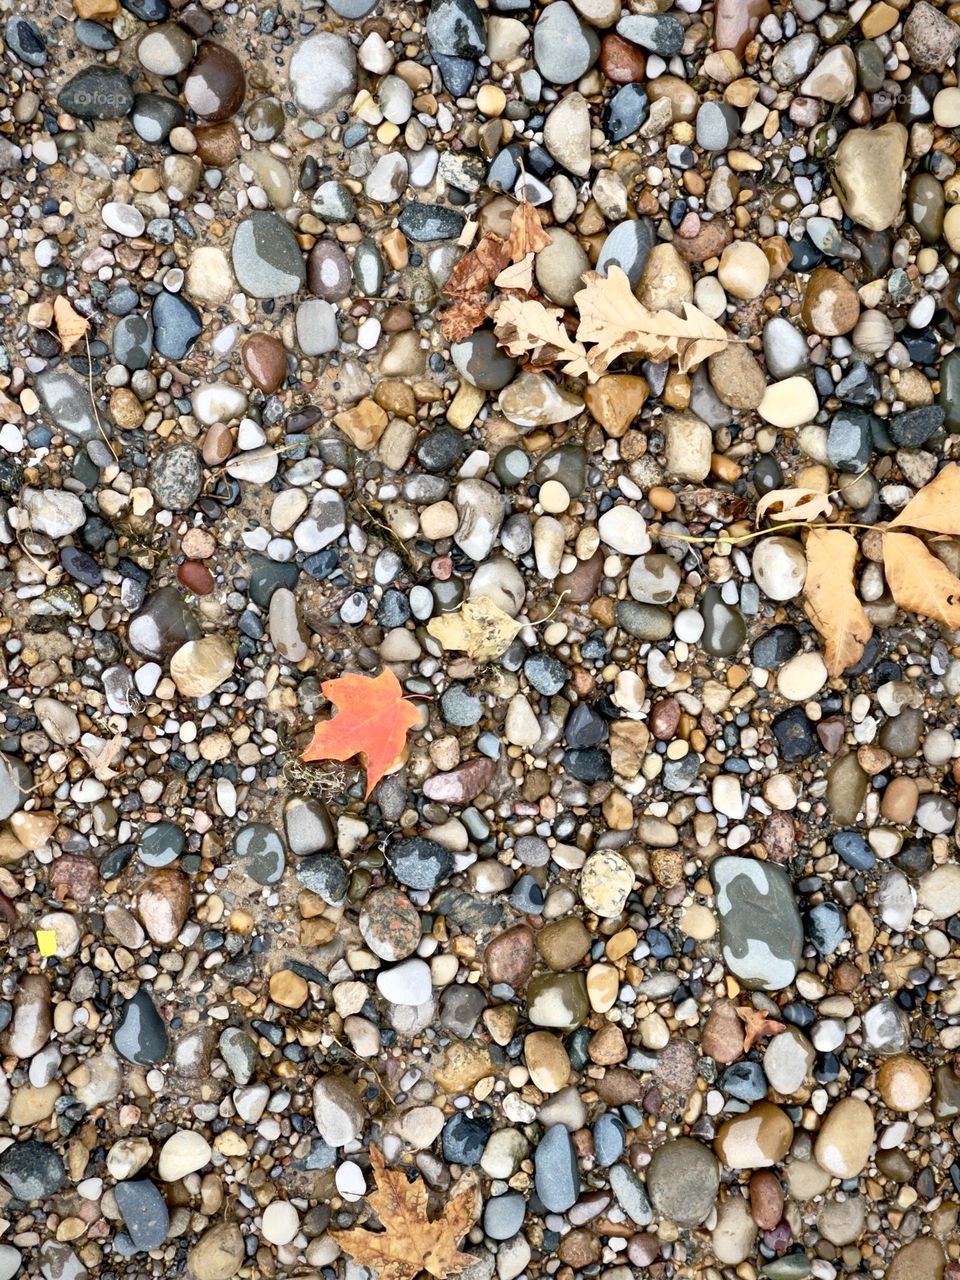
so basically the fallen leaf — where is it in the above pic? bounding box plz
[77,731,124,782]
[427,596,522,663]
[574,266,730,374]
[736,1005,785,1053]
[494,252,535,292]
[888,462,960,535]
[802,528,873,677]
[444,233,509,299]
[504,198,552,262]
[332,1145,480,1280]
[440,294,491,343]
[300,669,420,798]
[53,296,90,352]
[882,530,960,629]
[756,488,834,526]
[490,295,593,381]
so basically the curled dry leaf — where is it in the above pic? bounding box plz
[504,198,552,261]
[440,233,511,342]
[427,595,523,663]
[490,295,593,382]
[332,1145,480,1280]
[755,488,834,526]
[494,252,535,292]
[574,266,730,375]
[802,528,873,677]
[78,731,124,782]
[882,531,960,629]
[53,296,90,352]
[888,462,960,535]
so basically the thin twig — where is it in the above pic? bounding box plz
[658,520,879,548]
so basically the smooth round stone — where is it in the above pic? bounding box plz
[138,24,194,75]
[758,376,819,428]
[233,823,286,885]
[262,1201,299,1246]
[427,0,485,56]
[376,958,432,1006]
[231,212,305,298]
[700,585,745,657]
[831,123,908,232]
[149,444,203,512]
[580,850,634,916]
[103,201,145,237]
[360,888,421,962]
[0,1139,65,1200]
[801,266,860,336]
[307,241,351,302]
[877,1055,933,1112]
[289,33,357,112]
[526,972,589,1029]
[113,314,153,370]
[484,1193,526,1241]
[646,1138,719,1226]
[598,505,650,555]
[934,86,960,126]
[139,820,185,868]
[535,228,589,305]
[386,837,454,892]
[128,587,201,661]
[398,203,466,242]
[752,537,806,601]
[452,329,517,390]
[534,1124,580,1211]
[296,299,339,356]
[718,240,769,299]
[242,333,287,393]
[628,553,680,604]
[764,1028,815,1095]
[715,1102,794,1170]
[282,797,333,855]
[184,42,245,122]
[245,96,285,141]
[777,651,827,702]
[814,1098,875,1177]
[112,990,169,1065]
[918,864,960,918]
[158,1130,212,1182]
[602,82,650,140]
[885,1240,945,1280]
[5,14,46,65]
[711,855,803,991]
[534,1,599,84]
[695,100,739,151]
[907,173,945,245]
[152,292,202,360]
[763,316,809,379]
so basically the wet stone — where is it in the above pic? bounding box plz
[57,67,134,119]
[711,856,803,991]
[0,1140,65,1200]
[114,1180,170,1252]
[534,1124,580,1211]
[231,212,306,298]
[386,837,454,891]
[152,292,202,360]
[112,990,169,1065]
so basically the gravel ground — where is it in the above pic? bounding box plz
[2,1,960,1280]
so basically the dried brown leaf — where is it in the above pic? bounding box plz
[53,296,90,353]
[574,266,730,374]
[504,199,552,261]
[444,233,509,299]
[882,530,960,629]
[802,528,873,677]
[427,596,522,662]
[494,252,535,292]
[332,1145,480,1280]
[490,295,594,381]
[888,462,960,536]
[756,488,834,526]
[440,294,491,343]
[78,731,124,782]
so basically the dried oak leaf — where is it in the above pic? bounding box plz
[883,463,960,628]
[574,266,730,375]
[440,233,511,342]
[440,295,491,343]
[490,295,593,381]
[802,528,873,678]
[756,487,834,526]
[300,669,420,799]
[78,731,124,782]
[494,252,535,292]
[737,1005,786,1052]
[53,296,90,353]
[427,595,522,663]
[504,198,552,261]
[332,1145,480,1280]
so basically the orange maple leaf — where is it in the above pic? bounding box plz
[736,1005,785,1053]
[300,670,420,798]
[332,1145,480,1280]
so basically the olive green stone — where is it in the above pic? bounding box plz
[711,855,803,991]
[526,972,589,1030]
[938,349,960,432]
[700,585,746,656]
[646,1138,719,1226]
[907,173,945,244]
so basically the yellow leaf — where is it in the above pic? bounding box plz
[36,930,57,957]
[504,199,552,261]
[574,266,730,375]
[756,488,834,526]
[802,528,873,677]
[53,296,90,352]
[490,296,593,382]
[427,596,522,663]
[888,462,960,536]
[494,253,535,292]
[882,530,960,629]
[332,1145,480,1280]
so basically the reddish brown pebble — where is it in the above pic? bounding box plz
[202,422,233,466]
[484,924,535,988]
[178,561,215,595]
[800,266,861,337]
[598,34,646,83]
[307,241,352,302]
[242,333,287,393]
[749,1170,784,1230]
[431,556,453,580]
[184,42,246,122]
[761,812,795,861]
[714,0,770,56]
[194,121,242,166]
[701,998,744,1064]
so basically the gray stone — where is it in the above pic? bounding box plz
[646,1138,719,1226]
[533,1,599,85]
[534,1124,580,1212]
[289,33,357,112]
[114,1180,170,1251]
[149,444,203,512]
[711,855,803,991]
[36,367,106,444]
[231,212,306,299]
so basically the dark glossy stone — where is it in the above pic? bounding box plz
[0,1140,64,1199]
[152,292,202,360]
[184,41,245,122]
[58,67,135,120]
[112,990,169,1064]
[602,83,649,141]
[398,203,466,242]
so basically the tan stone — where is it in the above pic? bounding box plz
[524,1031,571,1093]
[814,1097,874,1178]
[714,1102,794,1169]
[269,970,309,1009]
[333,399,388,450]
[584,373,648,436]
[876,1055,932,1113]
[170,636,235,699]
[434,1041,495,1092]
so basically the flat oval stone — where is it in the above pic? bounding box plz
[149,444,203,512]
[231,211,306,298]
[57,67,134,119]
[646,1137,719,1225]
[711,855,803,991]
[112,990,169,1065]
[233,822,285,884]
[0,1140,65,1200]
[152,292,202,360]
[289,32,357,113]
[813,1097,874,1177]
[535,1124,580,1211]
[114,1179,170,1251]
[307,241,352,302]
[242,333,287,393]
